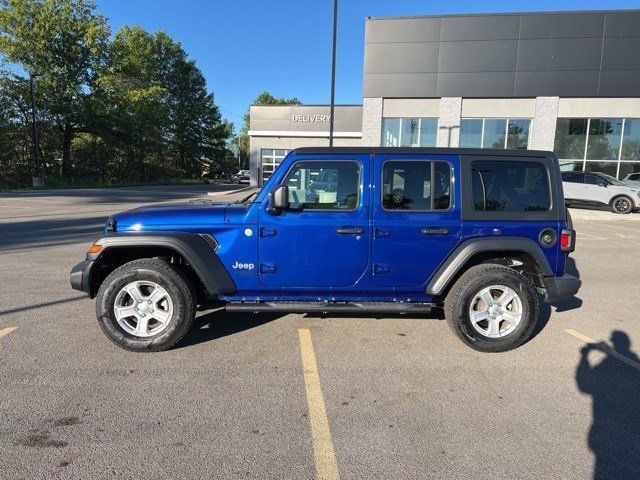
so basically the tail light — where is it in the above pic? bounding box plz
[560,229,575,253]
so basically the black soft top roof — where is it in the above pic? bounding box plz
[293,147,554,158]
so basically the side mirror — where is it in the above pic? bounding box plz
[267,185,289,215]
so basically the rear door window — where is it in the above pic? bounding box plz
[382,160,451,211]
[471,161,550,212]
[584,174,607,186]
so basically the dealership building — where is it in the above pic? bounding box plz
[249,9,640,186]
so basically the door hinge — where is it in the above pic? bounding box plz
[373,264,390,275]
[260,227,277,238]
[259,263,277,274]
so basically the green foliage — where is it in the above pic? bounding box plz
[236,91,302,165]
[0,0,234,188]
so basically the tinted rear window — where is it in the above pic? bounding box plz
[471,161,550,212]
[562,172,582,183]
[382,160,451,211]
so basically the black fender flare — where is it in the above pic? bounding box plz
[426,237,553,296]
[81,232,236,297]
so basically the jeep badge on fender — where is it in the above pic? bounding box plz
[71,147,580,353]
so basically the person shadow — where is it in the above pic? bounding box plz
[575,331,640,480]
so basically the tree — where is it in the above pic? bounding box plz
[237,91,301,164]
[0,0,110,174]
[0,2,232,188]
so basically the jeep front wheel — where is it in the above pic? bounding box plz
[444,264,539,352]
[96,258,196,352]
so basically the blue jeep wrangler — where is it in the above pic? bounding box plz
[71,147,580,353]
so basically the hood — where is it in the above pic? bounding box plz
[108,201,229,232]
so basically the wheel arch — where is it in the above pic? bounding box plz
[427,237,553,298]
[85,232,237,300]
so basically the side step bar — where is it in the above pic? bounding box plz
[224,301,434,315]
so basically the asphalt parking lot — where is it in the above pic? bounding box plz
[1,186,639,480]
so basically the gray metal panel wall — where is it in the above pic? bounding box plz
[363,10,640,98]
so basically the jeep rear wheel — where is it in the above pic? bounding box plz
[611,195,634,214]
[96,258,196,352]
[445,264,539,352]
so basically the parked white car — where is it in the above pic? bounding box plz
[562,171,640,214]
[622,173,640,189]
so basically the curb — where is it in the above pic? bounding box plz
[206,186,255,197]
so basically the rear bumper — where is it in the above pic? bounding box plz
[70,260,94,295]
[543,274,581,302]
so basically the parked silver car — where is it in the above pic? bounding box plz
[622,173,640,189]
[562,171,640,214]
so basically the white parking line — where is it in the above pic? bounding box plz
[577,232,606,240]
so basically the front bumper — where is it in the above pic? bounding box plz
[543,274,581,302]
[70,259,94,295]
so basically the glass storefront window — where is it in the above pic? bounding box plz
[419,118,438,147]
[554,118,588,160]
[554,117,640,179]
[401,118,420,146]
[507,119,531,150]
[483,119,508,149]
[622,119,640,161]
[584,161,618,178]
[460,118,530,149]
[381,118,438,147]
[586,118,623,161]
[260,149,289,183]
[459,119,482,148]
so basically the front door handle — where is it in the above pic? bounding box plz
[421,227,450,235]
[336,227,364,235]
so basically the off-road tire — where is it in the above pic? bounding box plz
[610,195,634,214]
[96,258,196,352]
[444,264,539,352]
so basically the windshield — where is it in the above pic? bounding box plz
[596,173,625,186]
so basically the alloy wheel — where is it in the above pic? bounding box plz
[468,285,523,338]
[113,281,174,338]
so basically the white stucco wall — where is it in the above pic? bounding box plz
[362,97,383,146]
[382,98,440,118]
[436,97,462,148]
[530,96,559,151]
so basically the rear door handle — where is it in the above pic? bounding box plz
[336,227,364,235]
[421,227,450,235]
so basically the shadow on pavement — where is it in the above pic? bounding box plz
[0,296,86,317]
[0,216,106,250]
[0,184,234,206]
[176,310,286,349]
[575,331,640,480]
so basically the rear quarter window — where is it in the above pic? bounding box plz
[471,161,550,212]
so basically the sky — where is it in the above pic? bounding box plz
[97,0,638,131]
